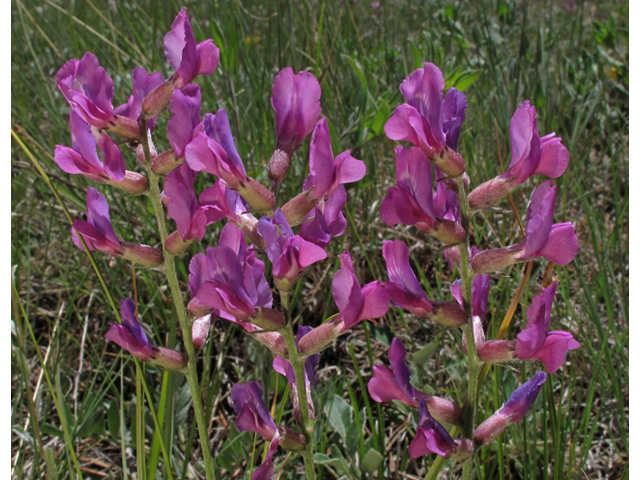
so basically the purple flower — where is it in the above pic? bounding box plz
[72,188,162,266]
[55,110,125,182]
[297,249,389,356]
[198,179,265,249]
[331,250,389,330]
[72,187,121,256]
[408,400,458,458]
[384,63,467,177]
[382,240,466,327]
[299,185,347,248]
[106,299,186,370]
[115,67,164,131]
[56,52,140,139]
[468,101,570,211]
[57,52,116,130]
[282,118,365,225]
[380,147,465,245]
[368,338,461,424]
[167,85,202,158]
[163,8,220,89]
[163,164,208,253]
[186,110,275,212]
[271,67,322,147]
[515,282,580,373]
[450,248,491,320]
[257,210,328,292]
[193,234,282,330]
[273,326,320,423]
[471,181,579,273]
[231,382,305,480]
[474,372,547,446]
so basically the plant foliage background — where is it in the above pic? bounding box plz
[11,0,628,478]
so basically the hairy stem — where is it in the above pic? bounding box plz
[281,307,317,480]
[456,175,479,480]
[141,128,216,480]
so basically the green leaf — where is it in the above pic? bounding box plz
[413,342,437,367]
[44,447,57,480]
[361,448,384,473]
[341,54,368,91]
[324,394,353,441]
[108,401,120,440]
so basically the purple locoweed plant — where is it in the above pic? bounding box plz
[52,9,580,478]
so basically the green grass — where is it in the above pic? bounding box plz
[11,0,628,479]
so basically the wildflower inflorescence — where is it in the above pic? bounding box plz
[53,7,580,479]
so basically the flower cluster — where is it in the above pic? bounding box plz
[53,8,581,477]
[368,62,580,465]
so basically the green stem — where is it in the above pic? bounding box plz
[281,307,317,480]
[141,129,216,480]
[456,176,479,480]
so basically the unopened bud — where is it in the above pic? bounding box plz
[251,331,288,357]
[268,143,296,193]
[476,340,517,363]
[192,315,212,350]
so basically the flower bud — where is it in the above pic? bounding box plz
[471,246,521,274]
[191,315,212,350]
[268,143,296,192]
[468,177,514,212]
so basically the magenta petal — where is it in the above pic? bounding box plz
[358,281,389,321]
[523,181,556,257]
[195,39,220,76]
[441,88,467,150]
[535,133,570,178]
[382,239,427,300]
[185,133,220,175]
[507,101,539,181]
[535,331,580,373]
[396,146,435,219]
[68,110,103,170]
[334,150,366,186]
[400,63,446,148]
[332,250,362,316]
[252,437,279,480]
[307,118,334,196]
[54,146,101,177]
[85,187,120,246]
[164,164,200,240]
[500,372,547,422]
[202,110,246,181]
[164,8,197,84]
[388,338,415,400]
[168,85,202,157]
[384,104,426,147]
[408,400,456,458]
[536,222,579,265]
[271,67,321,144]
[188,252,209,297]
[291,236,327,268]
[230,382,277,438]
[367,365,415,406]
[97,132,126,181]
